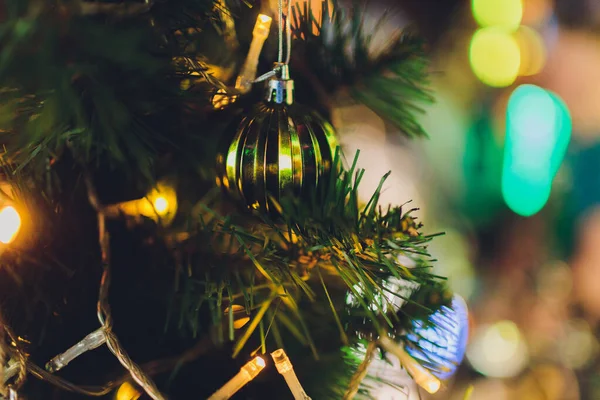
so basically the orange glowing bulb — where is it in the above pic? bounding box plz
[0,206,21,244]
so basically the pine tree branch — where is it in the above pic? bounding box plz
[291,0,433,137]
[166,151,449,374]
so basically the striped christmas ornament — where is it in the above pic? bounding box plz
[216,65,337,212]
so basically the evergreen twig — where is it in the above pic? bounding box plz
[291,0,433,137]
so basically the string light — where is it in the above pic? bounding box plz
[0,206,21,245]
[105,182,177,226]
[235,14,272,94]
[46,328,106,373]
[207,356,266,400]
[378,337,441,395]
[213,13,272,109]
[115,382,142,400]
[271,349,311,400]
[3,359,19,384]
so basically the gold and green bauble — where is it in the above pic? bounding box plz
[216,64,338,212]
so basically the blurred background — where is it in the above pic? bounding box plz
[334,0,600,398]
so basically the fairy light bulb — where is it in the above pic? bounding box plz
[46,328,107,373]
[379,336,441,394]
[115,382,142,400]
[0,205,22,244]
[106,182,178,226]
[208,356,266,400]
[153,197,169,215]
[271,349,311,400]
[235,14,272,93]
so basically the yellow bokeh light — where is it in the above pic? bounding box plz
[153,197,169,215]
[0,206,22,244]
[467,320,529,378]
[472,0,523,30]
[515,26,547,76]
[470,28,521,87]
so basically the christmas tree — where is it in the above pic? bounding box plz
[0,1,468,399]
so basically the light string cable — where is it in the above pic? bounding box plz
[271,349,311,400]
[0,314,26,399]
[83,173,165,400]
[0,305,118,397]
[255,0,293,83]
[10,170,165,398]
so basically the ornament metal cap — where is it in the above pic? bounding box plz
[266,63,294,105]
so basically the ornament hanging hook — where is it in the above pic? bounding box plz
[255,0,293,84]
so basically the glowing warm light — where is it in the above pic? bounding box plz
[502,85,571,216]
[0,206,22,244]
[515,26,547,76]
[115,382,141,400]
[153,197,169,215]
[255,356,266,368]
[425,379,441,394]
[379,337,441,395]
[234,13,272,94]
[107,182,178,226]
[258,14,272,25]
[207,356,266,400]
[470,28,521,87]
[144,184,177,222]
[467,321,529,378]
[472,0,523,30]
[271,349,311,399]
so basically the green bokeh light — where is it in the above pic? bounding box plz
[502,84,571,217]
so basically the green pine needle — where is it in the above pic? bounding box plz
[291,0,434,137]
[168,151,449,365]
[0,0,225,177]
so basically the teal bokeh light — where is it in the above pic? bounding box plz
[502,84,571,217]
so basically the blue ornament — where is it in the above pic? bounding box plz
[405,294,469,379]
